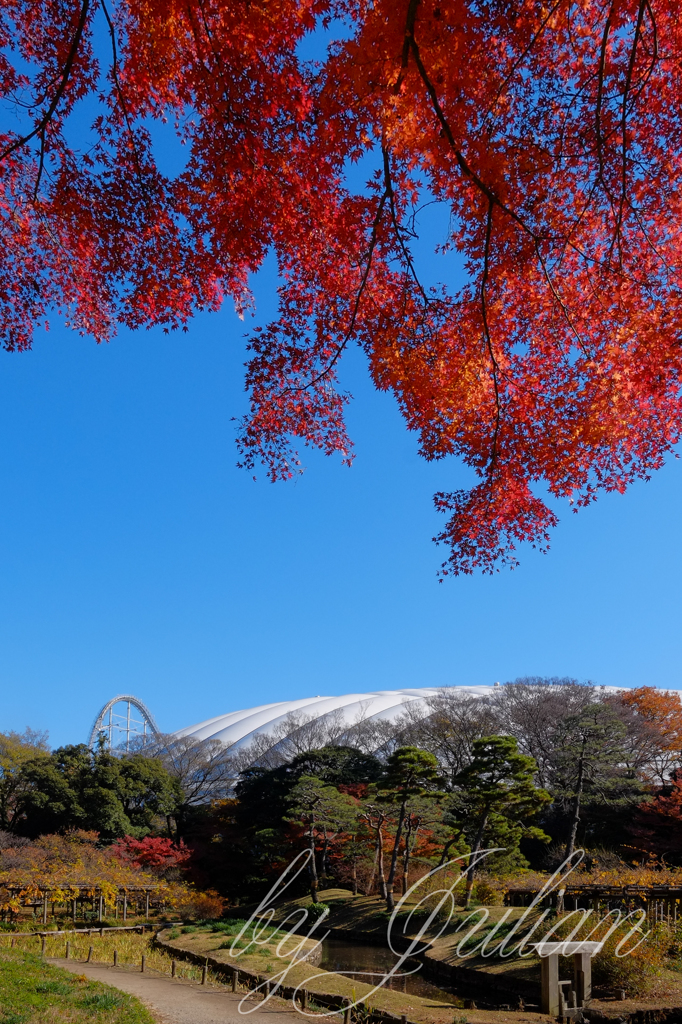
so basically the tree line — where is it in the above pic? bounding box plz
[2,680,682,904]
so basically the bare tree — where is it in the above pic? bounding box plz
[342,702,407,756]
[489,678,597,789]
[134,733,238,835]
[229,733,289,772]
[391,689,500,787]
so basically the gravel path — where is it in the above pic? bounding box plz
[51,958,308,1024]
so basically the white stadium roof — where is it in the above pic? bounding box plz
[90,684,634,755]
[175,686,498,752]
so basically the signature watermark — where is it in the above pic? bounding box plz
[226,848,652,1015]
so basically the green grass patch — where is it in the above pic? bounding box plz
[34,981,72,996]
[218,938,246,950]
[0,949,155,1023]
[78,992,124,1010]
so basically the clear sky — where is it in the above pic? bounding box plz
[0,230,680,751]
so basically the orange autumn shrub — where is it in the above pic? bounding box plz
[173,887,225,920]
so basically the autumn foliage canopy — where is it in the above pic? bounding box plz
[111,835,191,875]
[2,0,681,572]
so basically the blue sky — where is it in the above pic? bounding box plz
[0,239,680,749]
[1,14,681,746]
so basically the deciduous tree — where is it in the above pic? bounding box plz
[629,772,682,863]
[112,834,191,876]
[3,0,682,572]
[138,734,237,836]
[616,687,682,784]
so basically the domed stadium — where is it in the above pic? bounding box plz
[90,686,494,756]
[91,683,626,762]
[174,686,497,758]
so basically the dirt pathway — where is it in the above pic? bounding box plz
[51,958,310,1024]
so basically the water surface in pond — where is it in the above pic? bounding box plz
[318,938,464,1005]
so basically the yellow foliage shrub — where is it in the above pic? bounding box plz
[472,880,503,906]
[591,923,669,997]
[173,887,225,921]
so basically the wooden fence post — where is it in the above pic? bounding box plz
[201,966,208,985]
[113,949,118,966]
[171,960,177,978]
[141,955,146,973]
[87,946,93,963]
[232,969,238,992]
[65,941,70,959]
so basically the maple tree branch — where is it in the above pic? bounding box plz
[616,0,647,247]
[406,35,536,242]
[534,240,591,360]
[402,7,588,375]
[400,0,421,77]
[100,0,149,198]
[277,189,390,398]
[594,5,613,190]
[481,0,567,129]
[625,0,658,108]
[481,199,501,474]
[592,5,625,262]
[0,0,91,168]
[382,143,429,305]
[33,129,48,199]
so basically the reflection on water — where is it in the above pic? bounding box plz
[318,937,463,1005]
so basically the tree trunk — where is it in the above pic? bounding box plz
[464,812,488,908]
[308,828,319,903]
[368,840,378,895]
[565,740,586,863]
[559,739,586,913]
[385,801,407,912]
[321,825,329,879]
[402,819,417,895]
[377,825,387,899]
[351,852,358,895]
[438,835,458,867]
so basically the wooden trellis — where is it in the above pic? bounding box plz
[0,883,167,924]
[505,884,682,922]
